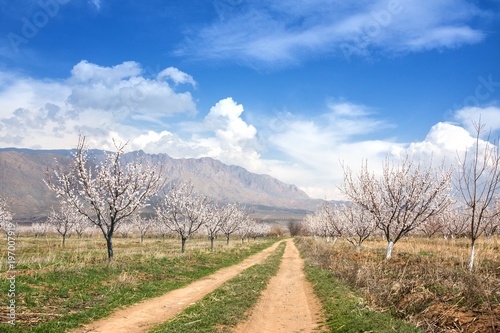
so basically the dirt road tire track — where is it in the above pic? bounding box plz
[74,240,282,333]
[233,238,325,333]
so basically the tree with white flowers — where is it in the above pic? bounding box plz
[483,197,499,243]
[341,153,453,259]
[203,202,231,251]
[318,202,342,244]
[45,136,166,262]
[456,120,500,270]
[219,202,243,245]
[418,213,445,238]
[0,197,12,235]
[441,205,468,241]
[47,204,77,247]
[73,212,93,239]
[130,215,154,243]
[155,181,210,253]
[236,215,255,244]
[334,203,374,252]
[32,222,50,238]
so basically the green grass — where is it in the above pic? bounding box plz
[303,264,423,333]
[0,237,280,333]
[151,241,287,333]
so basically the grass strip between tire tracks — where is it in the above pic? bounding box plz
[150,241,287,333]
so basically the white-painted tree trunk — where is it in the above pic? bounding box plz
[386,241,394,259]
[326,236,330,243]
[332,237,338,246]
[468,244,475,271]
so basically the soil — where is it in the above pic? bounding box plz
[233,238,325,333]
[73,240,282,333]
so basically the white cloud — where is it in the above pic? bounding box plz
[0,61,197,149]
[261,102,401,199]
[453,106,500,134]
[176,0,488,66]
[131,97,267,174]
[407,122,476,166]
[157,67,196,87]
[2,63,497,202]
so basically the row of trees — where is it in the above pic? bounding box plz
[0,196,12,234]
[305,121,499,271]
[44,136,270,262]
[19,204,270,247]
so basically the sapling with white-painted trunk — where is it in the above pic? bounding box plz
[455,120,500,270]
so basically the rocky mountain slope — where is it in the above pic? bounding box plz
[0,148,321,221]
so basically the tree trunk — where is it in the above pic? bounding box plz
[468,241,475,271]
[181,237,187,253]
[62,235,66,248]
[141,234,144,244]
[226,234,230,246]
[386,240,394,259]
[355,244,360,252]
[106,236,114,263]
[211,237,214,251]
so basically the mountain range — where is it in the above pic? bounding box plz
[0,148,322,222]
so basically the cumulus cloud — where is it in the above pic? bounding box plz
[453,106,500,134]
[407,122,476,164]
[176,0,489,66]
[157,67,196,87]
[261,102,401,199]
[0,61,197,149]
[67,60,197,120]
[2,62,497,201]
[131,97,267,174]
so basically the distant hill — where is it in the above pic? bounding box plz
[0,148,323,222]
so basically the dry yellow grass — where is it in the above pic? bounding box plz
[296,235,500,333]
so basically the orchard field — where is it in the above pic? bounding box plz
[0,232,281,332]
[1,229,498,332]
[297,235,500,333]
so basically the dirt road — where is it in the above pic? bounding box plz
[233,238,324,333]
[75,241,282,333]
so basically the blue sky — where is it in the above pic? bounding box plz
[1,0,500,199]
